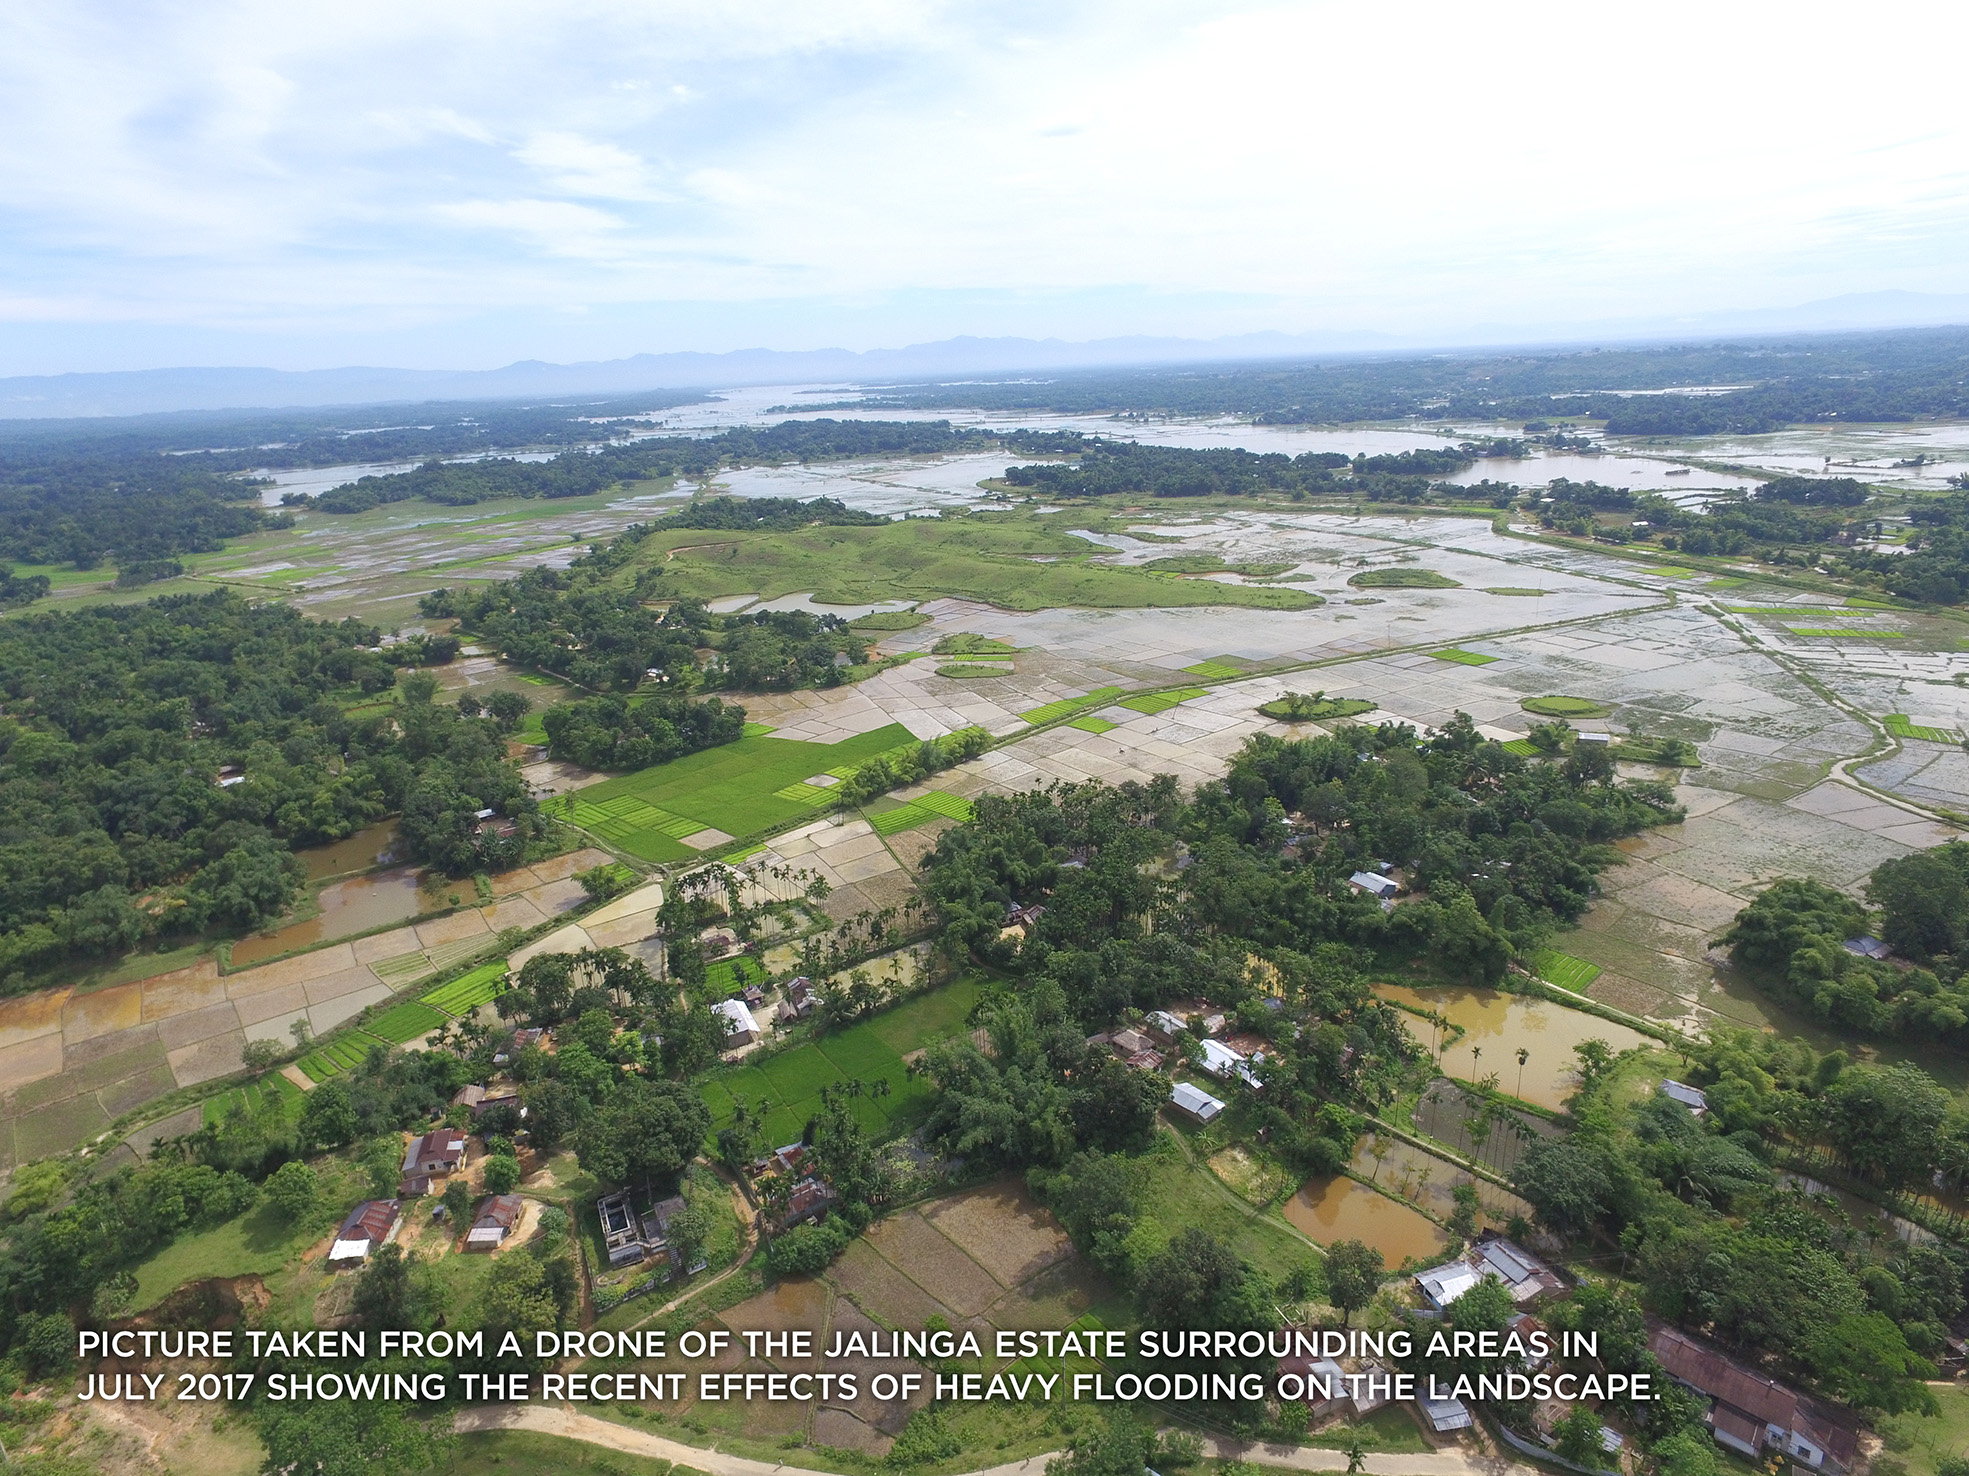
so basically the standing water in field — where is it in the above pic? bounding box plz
[1377,984,1656,1112]
[229,866,434,965]
[1283,1176,1449,1267]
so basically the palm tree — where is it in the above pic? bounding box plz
[1469,1044,1482,1083]
[1516,1047,1529,1099]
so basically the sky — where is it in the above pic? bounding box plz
[4,0,1969,374]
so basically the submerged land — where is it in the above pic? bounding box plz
[0,330,1967,1476]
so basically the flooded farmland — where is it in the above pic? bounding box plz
[1377,983,1658,1112]
[229,865,435,965]
[297,822,404,882]
[1283,1175,1448,1268]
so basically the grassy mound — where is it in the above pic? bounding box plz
[1144,554,1298,579]
[1522,695,1611,718]
[849,609,928,631]
[932,633,1019,656]
[1260,692,1377,722]
[1348,568,1461,589]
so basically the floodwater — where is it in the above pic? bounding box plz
[1377,984,1657,1112]
[229,865,433,965]
[1283,1174,1450,1268]
[1349,1129,1534,1224]
[248,450,564,506]
[297,822,403,882]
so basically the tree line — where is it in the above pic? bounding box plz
[0,592,543,992]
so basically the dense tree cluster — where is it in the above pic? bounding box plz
[867,326,1969,432]
[1725,843,1969,1040]
[0,592,538,988]
[541,691,746,771]
[1836,489,1969,604]
[925,718,1681,1002]
[1513,1031,1966,1416]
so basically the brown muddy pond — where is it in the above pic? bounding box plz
[230,866,434,965]
[1284,1175,1448,1268]
[298,822,404,882]
[1379,984,1656,1112]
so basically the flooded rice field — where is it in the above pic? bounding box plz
[229,865,434,965]
[1377,983,1658,1112]
[1283,1175,1449,1268]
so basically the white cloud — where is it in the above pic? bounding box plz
[0,0,1967,368]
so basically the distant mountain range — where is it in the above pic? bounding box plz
[6,290,1969,419]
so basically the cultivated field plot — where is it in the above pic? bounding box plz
[645,1179,1109,1457]
[558,724,915,860]
[1532,948,1602,992]
[698,976,981,1148]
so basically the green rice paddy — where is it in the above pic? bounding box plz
[422,962,512,1017]
[1886,714,1960,743]
[1021,687,1125,725]
[1067,714,1119,734]
[867,790,974,836]
[1433,648,1497,666]
[1116,686,1209,715]
[1789,628,1904,639]
[1533,949,1602,993]
[365,1001,448,1044]
[1181,660,1246,680]
[555,724,917,858]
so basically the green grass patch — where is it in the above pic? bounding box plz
[1067,714,1118,734]
[1433,648,1496,665]
[1886,714,1960,742]
[1482,587,1547,596]
[849,609,929,631]
[1789,627,1905,638]
[450,1430,686,1476]
[1348,568,1460,589]
[1878,1381,1969,1476]
[564,723,914,839]
[740,722,775,736]
[1117,686,1209,715]
[1532,948,1602,993]
[1500,738,1540,756]
[1021,686,1125,725]
[931,633,1019,656]
[1137,1144,1314,1283]
[1847,596,1899,609]
[1182,660,1246,680]
[1142,554,1297,578]
[421,962,511,1016]
[133,1163,365,1311]
[365,1001,446,1044]
[1643,566,1703,578]
[937,663,1014,679]
[1610,735,1701,767]
[638,512,1324,613]
[1521,695,1611,718]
